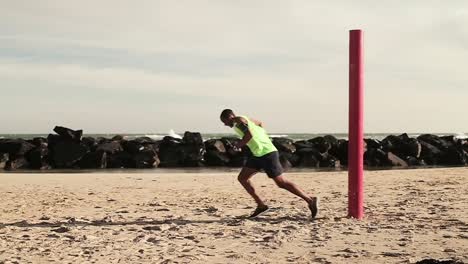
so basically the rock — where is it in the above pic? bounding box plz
[135,149,160,168]
[158,137,185,167]
[279,152,300,167]
[31,137,48,147]
[296,148,320,167]
[387,152,408,167]
[53,126,83,142]
[272,138,296,153]
[51,141,88,168]
[183,131,203,145]
[26,146,50,169]
[78,151,107,169]
[4,156,29,170]
[106,151,133,168]
[319,152,338,167]
[0,153,8,169]
[81,137,98,151]
[204,150,230,166]
[382,134,421,159]
[419,141,442,165]
[112,135,124,141]
[364,148,390,167]
[204,139,226,153]
[336,140,348,166]
[96,141,123,154]
[134,137,156,145]
[308,137,332,153]
[0,139,35,157]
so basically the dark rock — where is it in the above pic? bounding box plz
[0,139,35,157]
[204,150,230,166]
[96,141,123,154]
[336,140,348,166]
[106,151,134,168]
[81,137,98,151]
[183,131,203,145]
[51,141,88,168]
[158,137,185,167]
[319,152,338,167]
[272,138,296,153]
[5,156,29,170]
[78,151,107,169]
[382,134,421,158]
[26,146,50,169]
[0,153,8,169]
[134,137,156,145]
[135,149,160,168]
[204,139,226,153]
[111,135,124,141]
[46,134,62,148]
[279,152,301,167]
[31,137,48,147]
[121,140,142,155]
[364,148,389,167]
[294,140,314,150]
[308,136,332,153]
[419,141,442,165]
[387,152,408,167]
[53,126,82,142]
[364,138,382,150]
[296,148,320,167]
[181,144,205,167]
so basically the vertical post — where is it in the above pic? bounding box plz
[348,29,364,219]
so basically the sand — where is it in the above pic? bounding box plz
[0,167,467,264]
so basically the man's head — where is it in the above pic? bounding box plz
[220,109,236,127]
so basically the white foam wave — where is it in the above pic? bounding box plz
[168,129,182,139]
[270,134,289,138]
[144,134,165,140]
[454,133,468,139]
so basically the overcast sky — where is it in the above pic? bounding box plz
[1,1,467,134]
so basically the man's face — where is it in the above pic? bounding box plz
[221,114,235,128]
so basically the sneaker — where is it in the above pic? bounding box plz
[309,197,319,219]
[248,205,269,218]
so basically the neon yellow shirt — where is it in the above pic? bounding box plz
[233,115,277,157]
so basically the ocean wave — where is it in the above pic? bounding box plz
[168,129,182,139]
[270,134,289,138]
[454,133,468,139]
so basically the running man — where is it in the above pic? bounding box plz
[220,109,318,219]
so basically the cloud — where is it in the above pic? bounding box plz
[0,1,467,133]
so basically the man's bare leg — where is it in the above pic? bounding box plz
[273,175,312,203]
[273,174,319,218]
[237,167,265,207]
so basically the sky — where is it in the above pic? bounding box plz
[1,0,467,134]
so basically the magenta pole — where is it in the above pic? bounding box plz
[348,29,364,219]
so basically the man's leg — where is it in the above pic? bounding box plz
[272,175,313,204]
[273,174,319,218]
[237,167,266,207]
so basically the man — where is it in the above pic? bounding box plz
[220,109,318,219]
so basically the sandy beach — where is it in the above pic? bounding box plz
[0,168,467,264]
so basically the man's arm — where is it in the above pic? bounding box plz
[234,117,252,149]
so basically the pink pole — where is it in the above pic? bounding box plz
[348,29,364,219]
